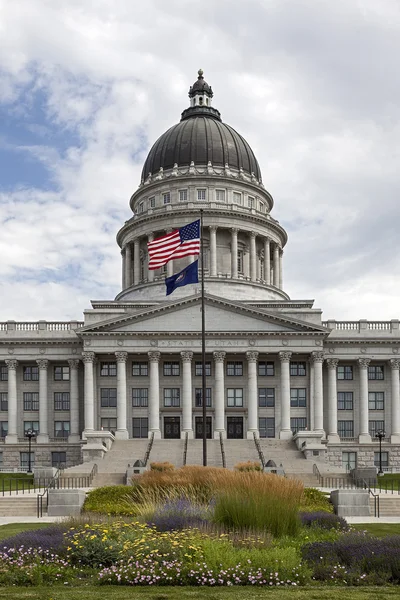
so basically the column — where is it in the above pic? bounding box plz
[309,359,314,431]
[148,351,161,438]
[5,359,18,444]
[210,226,217,276]
[115,352,129,439]
[279,351,292,439]
[246,351,259,438]
[166,230,174,277]
[213,351,226,438]
[125,243,132,288]
[279,248,283,289]
[181,351,194,438]
[389,359,400,443]
[68,359,80,442]
[273,244,279,287]
[358,358,371,442]
[326,358,340,442]
[133,239,140,285]
[311,352,325,435]
[231,228,238,279]
[264,238,271,285]
[82,352,95,433]
[36,359,49,443]
[122,250,126,290]
[148,234,154,283]
[250,232,257,282]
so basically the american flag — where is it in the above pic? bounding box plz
[147,219,200,270]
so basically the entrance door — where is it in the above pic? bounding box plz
[195,416,212,439]
[227,417,243,439]
[164,417,180,439]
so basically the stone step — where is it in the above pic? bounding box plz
[91,473,126,487]
[0,497,39,516]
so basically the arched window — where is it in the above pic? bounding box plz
[199,97,203,105]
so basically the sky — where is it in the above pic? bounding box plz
[0,0,400,321]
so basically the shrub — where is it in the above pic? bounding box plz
[0,525,68,554]
[83,485,137,515]
[150,461,175,471]
[299,511,349,531]
[300,487,333,513]
[234,460,262,472]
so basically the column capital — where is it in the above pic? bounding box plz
[279,351,292,363]
[82,351,96,364]
[36,359,49,370]
[68,359,80,370]
[231,227,238,235]
[250,231,256,239]
[326,358,339,369]
[5,359,18,370]
[358,357,371,368]
[311,352,325,364]
[213,351,226,362]
[389,358,400,370]
[115,351,128,363]
[209,225,217,232]
[180,351,193,363]
[148,351,161,363]
[246,351,259,363]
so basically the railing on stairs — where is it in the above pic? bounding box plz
[360,479,380,518]
[143,432,155,467]
[219,432,226,468]
[312,463,323,485]
[253,432,266,469]
[183,432,188,466]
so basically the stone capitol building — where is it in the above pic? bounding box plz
[1,70,399,474]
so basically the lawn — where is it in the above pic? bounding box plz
[352,523,400,537]
[0,473,34,493]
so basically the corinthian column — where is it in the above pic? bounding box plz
[279,248,283,289]
[5,360,18,444]
[311,352,325,435]
[250,232,257,282]
[82,352,95,433]
[389,359,400,443]
[181,351,194,438]
[273,244,280,287]
[246,351,259,438]
[213,351,226,438]
[148,351,161,439]
[210,226,217,276]
[264,238,271,284]
[279,351,292,439]
[358,358,371,442]
[122,249,126,290]
[326,358,340,442]
[68,359,80,442]
[231,228,238,279]
[115,352,129,439]
[147,234,154,283]
[133,239,140,285]
[36,359,49,443]
[125,243,132,288]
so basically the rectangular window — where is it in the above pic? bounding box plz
[100,362,117,377]
[23,366,39,381]
[23,392,39,411]
[226,361,243,376]
[197,189,206,201]
[258,388,275,408]
[0,452,3,466]
[338,365,353,380]
[195,361,211,377]
[24,421,39,435]
[0,393,8,412]
[52,451,67,468]
[54,392,70,411]
[368,392,385,410]
[369,420,385,438]
[132,362,149,376]
[101,418,117,433]
[338,391,353,410]
[338,420,354,438]
[291,417,307,434]
[179,189,188,202]
[163,362,180,376]
[133,417,148,438]
[248,196,255,208]
[290,388,307,407]
[163,192,171,204]
[54,366,70,381]
[290,362,306,376]
[132,388,148,407]
[237,250,244,274]
[149,196,156,208]
[195,388,212,407]
[258,361,274,376]
[139,201,144,213]
[233,192,242,204]
[164,388,180,407]
[342,451,357,471]
[100,388,117,408]
[0,422,8,437]
[54,421,70,438]
[227,388,243,407]
[216,189,226,202]
[0,366,8,381]
[259,417,275,438]
[374,451,389,468]
[368,365,384,380]
[20,452,34,469]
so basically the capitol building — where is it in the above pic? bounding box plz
[1,70,399,473]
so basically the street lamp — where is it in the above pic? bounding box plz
[25,428,36,474]
[375,429,385,476]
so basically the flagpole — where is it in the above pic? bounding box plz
[200,209,207,467]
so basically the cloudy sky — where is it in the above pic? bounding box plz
[0,0,399,321]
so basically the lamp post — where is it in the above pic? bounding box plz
[375,429,385,476]
[25,428,36,474]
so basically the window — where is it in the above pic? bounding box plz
[0,393,8,412]
[233,192,242,204]
[179,189,188,202]
[23,392,39,411]
[52,451,66,468]
[258,388,275,407]
[54,421,70,438]
[20,452,34,469]
[132,388,148,407]
[100,362,117,377]
[54,392,70,411]
[54,366,70,381]
[369,420,385,438]
[24,421,39,435]
[227,388,243,407]
[374,451,389,468]
[291,417,307,434]
[338,392,353,410]
[163,362,180,376]
[248,196,255,208]
[342,451,357,471]
[133,417,148,438]
[101,418,116,433]
[260,202,265,212]
[164,388,180,407]
[290,388,307,407]
[195,362,211,377]
[259,417,275,438]
[132,362,149,376]
[100,388,117,408]
[197,189,206,201]
[237,250,244,274]
[369,392,384,410]
[138,201,144,213]
[290,362,306,376]
[216,189,225,202]
[23,366,39,381]
[0,366,8,381]
[338,365,353,380]
[0,422,8,437]
[227,361,243,376]
[258,361,274,376]
[163,192,171,204]
[368,365,384,380]
[149,196,156,208]
[338,420,354,438]
[195,388,212,407]
[0,453,2,466]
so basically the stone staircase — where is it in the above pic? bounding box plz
[148,439,185,468]
[221,439,260,469]
[0,495,38,516]
[185,439,224,467]
[371,494,400,516]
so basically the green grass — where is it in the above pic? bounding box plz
[0,473,34,492]
[0,523,51,541]
[352,522,400,537]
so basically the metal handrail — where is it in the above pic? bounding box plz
[37,464,98,517]
[183,432,188,466]
[313,463,323,484]
[143,432,154,467]
[360,479,380,518]
[37,469,60,518]
[219,432,226,469]
[253,433,266,469]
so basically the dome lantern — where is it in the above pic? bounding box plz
[188,68,213,108]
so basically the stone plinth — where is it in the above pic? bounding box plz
[47,489,86,517]
[330,489,370,517]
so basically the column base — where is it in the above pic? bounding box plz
[36,434,49,444]
[279,429,292,440]
[391,433,400,443]
[358,433,372,443]
[247,429,259,440]
[327,433,341,444]
[214,429,226,439]
[5,434,18,444]
[149,429,161,440]
[181,429,193,439]
[115,429,129,440]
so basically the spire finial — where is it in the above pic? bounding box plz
[198,68,204,79]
